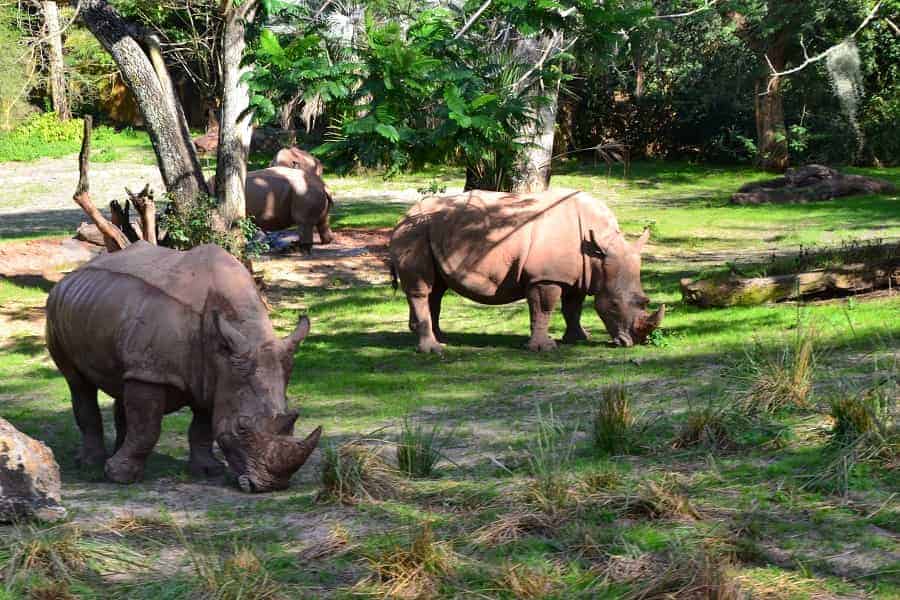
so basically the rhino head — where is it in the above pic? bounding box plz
[585,228,665,347]
[209,312,322,492]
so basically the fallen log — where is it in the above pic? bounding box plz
[731,164,896,205]
[681,263,900,307]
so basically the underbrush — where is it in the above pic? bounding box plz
[0,113,152,162]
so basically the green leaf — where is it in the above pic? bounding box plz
[375,123,400,142]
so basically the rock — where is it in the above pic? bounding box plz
[0,417,66,522]
[731,164,896,205]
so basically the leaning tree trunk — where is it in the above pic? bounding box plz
[755,52,788,172]
[80,0,207,209]
[215,1,258,226]
[510,34,560,194]
[42,1,70,120]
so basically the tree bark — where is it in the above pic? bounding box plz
[42,1,70,120]
[755,51,788,172]
[80,0,207,210]
[510,35,559,194]
[215,1,258,226]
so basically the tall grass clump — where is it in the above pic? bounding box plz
[524,405,577,513]
[672,403,737,451]
[806,380,899,495]
[357,523,457,599]
[184,542,282,600]
[396,415,451,478]
[733,328,817,414]
[593,383,637,454]
[319,441,402,504]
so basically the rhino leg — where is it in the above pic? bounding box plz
[297,222,315,254]
[113,398,126,452]
[316,214,334,245]
[408,294,444,354]
[429,278,448,344]
[561,290,590,344]
[526,283,560,352]
[105,381,165,484]
[188,409,226,478]
[66,370,107,467]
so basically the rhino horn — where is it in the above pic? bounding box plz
[282,315,311,355]
[214,312,252,356]
[647,304,665,328]
[634,228,651,254]
[278,425,322,475]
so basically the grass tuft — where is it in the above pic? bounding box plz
[186,543,282,600]
[672,405,736,450]
[358,523,456,599]
[319,441,403,504]
[471,512,556,548]
[593,383,637,454]
[0,525,88,583]
[298,524,357,561]
[396,415,451,478]
[734,329,816,414]
[625,477,701,521]
[499,562,559,599]
[26,580,77,600]
[523,405,577,513]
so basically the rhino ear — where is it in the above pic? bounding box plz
[214,311,251,356]
[634,228,651,254]
[282,315,311,356]
[582,230,608,259]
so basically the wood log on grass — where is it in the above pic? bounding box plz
[681,263,900,307]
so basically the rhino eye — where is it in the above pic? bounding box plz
[634,295,650,308]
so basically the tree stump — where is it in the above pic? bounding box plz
[731,165,896,205]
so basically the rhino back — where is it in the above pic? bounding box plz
[425,190,606,301]
[246,167,329,231]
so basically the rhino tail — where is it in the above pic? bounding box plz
[324,184,335,209]
[389,260,399,292]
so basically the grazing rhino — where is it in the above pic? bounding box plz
[46,241,322,492]
[208,166,334,253]
[389,189,665,353]
[271,147,324,178]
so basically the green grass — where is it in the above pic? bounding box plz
[0,117,155,164]
[1,163,898,598]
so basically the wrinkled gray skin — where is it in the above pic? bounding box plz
[208,166,334,254]
[389,189,664,353]
[45,242,321,492]
[270,147,324,178]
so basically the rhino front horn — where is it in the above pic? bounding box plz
[282,425,323,474]
[647,304,665,329]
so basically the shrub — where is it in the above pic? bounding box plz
[593,383,637,454]
[159,194,269,260]
[319,441,402,504]
[396,415,451,478]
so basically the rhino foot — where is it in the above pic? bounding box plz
[527,337,558,352]
[77,447,108,467]
[105,456,145,484]
[417,339,445,354]
[434,329,449,344]
[561,328,590,344]
[188,457,227,478]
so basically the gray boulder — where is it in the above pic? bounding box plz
[0,418,66,522]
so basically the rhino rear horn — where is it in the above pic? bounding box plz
[214,312,252,356]
[282,315,311,355]
[646,304,665,329]
[634,228,651,254]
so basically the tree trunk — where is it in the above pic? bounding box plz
[215,1,258,226]
[81,0,207,209]
[755,58,788,172]
[42,1,70,120]
[510,35,559,194]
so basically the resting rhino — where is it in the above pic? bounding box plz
[389,189,664,353]
[45,241,322,492]
[209,166,334,253]
[271,147,324,178]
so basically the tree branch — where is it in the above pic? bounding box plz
[654,0,721,20]
[454,0,492,40]
[72,117,130,252]
[765,1,883,78]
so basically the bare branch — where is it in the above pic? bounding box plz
[765,1,883,78]
[73,117,130,252]
[454,0,492,40]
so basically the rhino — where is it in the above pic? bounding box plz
[389,189,665,353]
[209,166,334,253]
[45,241,322,492]
[271,146,325,178]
